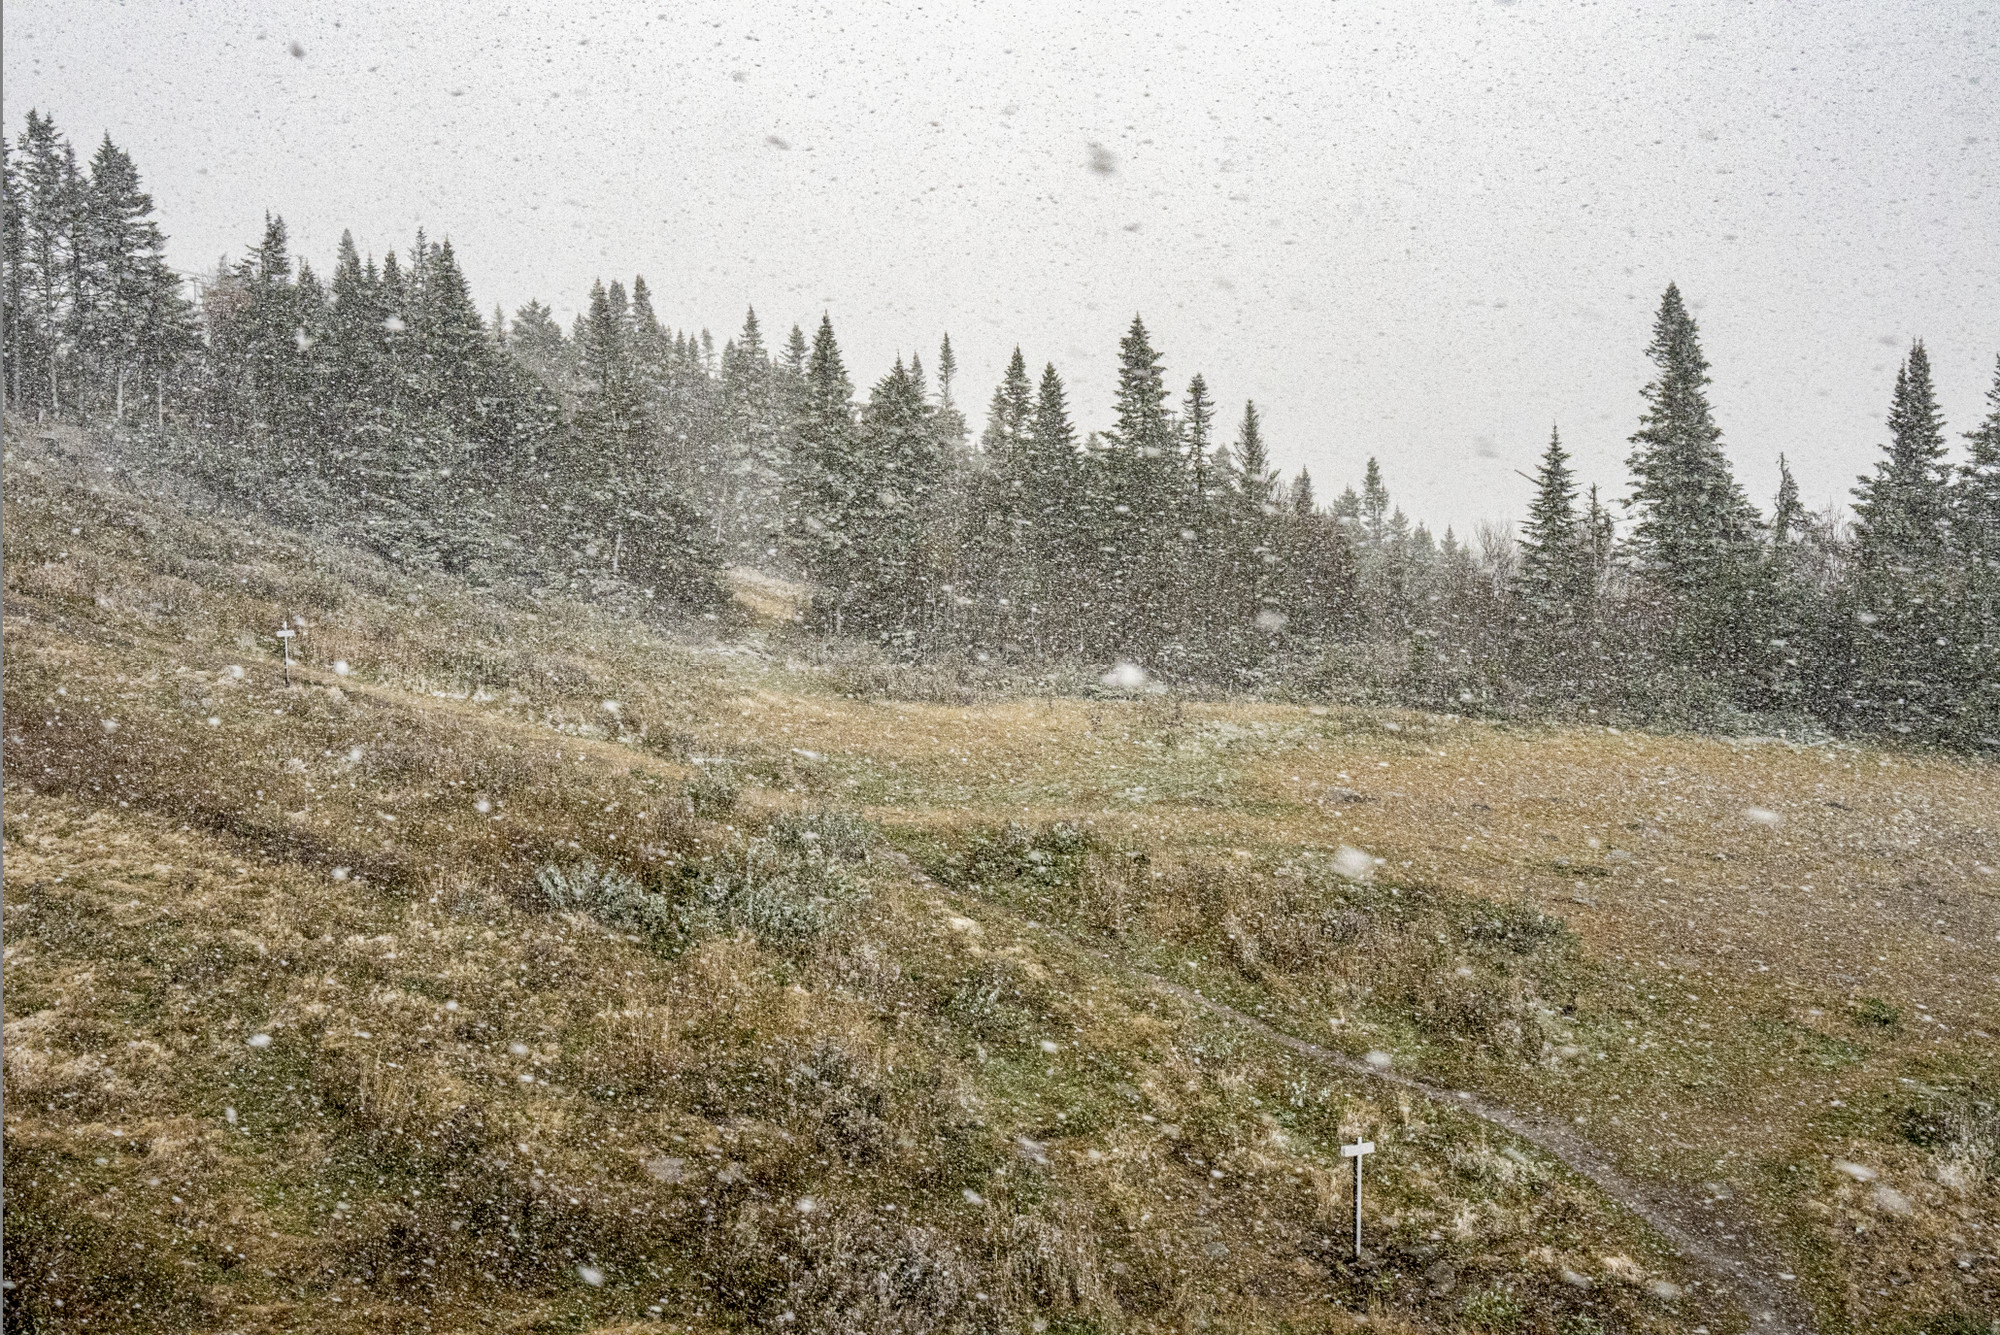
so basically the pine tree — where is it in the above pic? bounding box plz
[785,314,859,609]
[850,357,946,637]
[1854,341,1953,568]
[1624,283,1761,598]
[1847,341,1958,736]
[1958,356,2000,569]
[718,306,782,560]
[1583,485,1614,583]
[1771,454,1805,545]
[1954,355,2000,740]
[565,278,653,574]
[1094,316,1187,660]
[1,134,28,410]
[1361,458,1390,548]
[75,134,191,421]
[1103,315,1176,475]
[1183,374,1216,501]
[936,333,959,414]
[1022,361,1084,654]
[1516,425,1588,612]
[1291,467,1315,518]
[509,300,566,381]
[1232,401,1274,510]
[980,347,1033,461]
[16,110,80,415]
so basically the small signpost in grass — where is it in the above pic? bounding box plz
[1342,1139,1376,1261]
[276,625,296,686]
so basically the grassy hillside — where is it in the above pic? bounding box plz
[3,421,1996,1335]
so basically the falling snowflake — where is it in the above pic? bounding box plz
[1334,845,1376,882]
[1100,662,1147,691]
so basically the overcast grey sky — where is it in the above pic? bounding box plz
[6,0,1995,534]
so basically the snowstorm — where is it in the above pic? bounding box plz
[2,3,1996,1334]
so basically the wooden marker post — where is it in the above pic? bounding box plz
[276,626,296,686]
[1341,1139,1376,1261]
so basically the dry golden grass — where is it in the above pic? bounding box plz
[4,422,1996,1335]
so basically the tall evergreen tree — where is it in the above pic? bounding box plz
[1016,362,1085,654]
[718,306,782,560]
[1360,458,1390,548]
[1088,316,1184,658]
[980,347,1033,461]
[1231,401,1274,510]
[76,133,192,421]
[1958,355,2000,571]
[15,110,80,414]
[1849,341,1958,735]
[1183,374,1216,501]
[1105,316,1171,451]
[1,134,28,410]
[1624,283,1761,598]
[1770,453,1805,545]
[786,314,860,610]
[1853,340,1953,568]
[1953,355,2000,741]
[1516,425,1588,612]
[848,357,946,637]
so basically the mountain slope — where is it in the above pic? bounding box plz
[4,423,1996,1335]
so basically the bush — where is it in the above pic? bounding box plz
[534,859,676,937]
[1463,1287,1526,1331]
[687,769,741,818]
[768,807,876,863]
[1853,995,1902,1028]
[1461,900,1566,954]
[680,837,859,945]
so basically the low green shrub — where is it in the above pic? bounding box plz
[534,859,676,937]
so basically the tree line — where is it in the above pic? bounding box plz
[5,112,1997,745]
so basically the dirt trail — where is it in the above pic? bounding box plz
[893,852,1818,1335]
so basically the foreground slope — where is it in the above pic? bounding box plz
[2,423,1995,1335]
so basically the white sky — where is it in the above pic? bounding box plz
[6,0,1996,534]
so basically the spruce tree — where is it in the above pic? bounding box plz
[933,332,969,460]
[1232,401,1274,510]
[1516,425,1588,612]
[1360,458,1390,548]
[2,134,27,410]
[1093,316,1181,658]
[785,314,859,610]
[1023,362,1083,654]
[1583,484,1614,584]
[719,306,782,560]
[1624,283,1761,598]
[76,133,190,421]
[1771,454,1805,545]
[16,110,79,415]
[980,347,1033,461]
[1849,341,1956,736]
[1104,315,1173,461]
[1954,355,2000,741]
[1854,341,1953,567]
[851,357,945,637]
[936,333,958,413]
[1183,374,1216,501]
[1958,356,2000,570]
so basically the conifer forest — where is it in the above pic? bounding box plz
[3,13,1998,1335]
[7,111,1999,745]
